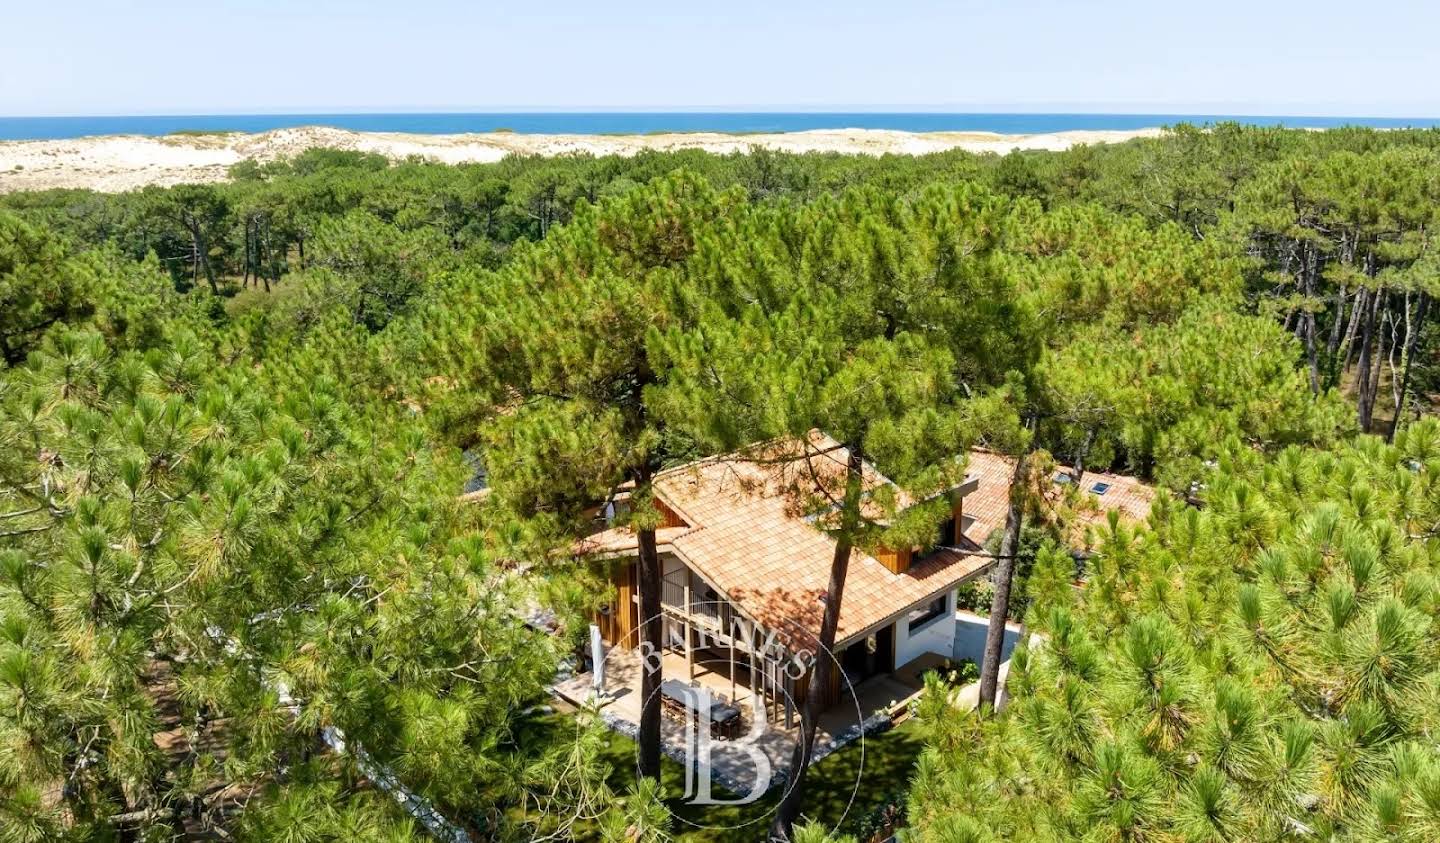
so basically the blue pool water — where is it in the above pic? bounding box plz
[1,112,1436,141]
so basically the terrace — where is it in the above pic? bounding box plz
[553,645,920,795]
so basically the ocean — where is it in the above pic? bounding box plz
[1,112,1438,141]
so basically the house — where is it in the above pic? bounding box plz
[961,449,1157,538]
[553,434,1156,791]
[572,437,1156,701]
[571,436,942,725]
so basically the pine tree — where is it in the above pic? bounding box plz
[415,171,743,783]
[0,313,575,838]
[907,422,1440,840]
[977,432,1031,711]
[654,183,1032,837]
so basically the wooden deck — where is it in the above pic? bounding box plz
[553,645,924,795]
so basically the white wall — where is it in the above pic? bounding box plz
[952,610,1020,668]
[893,590,957,669]
[949,611,1026,711]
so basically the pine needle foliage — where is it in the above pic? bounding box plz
[907,422,1440,841]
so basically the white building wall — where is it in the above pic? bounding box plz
[952,610,1020,667]
[893,590,957,669]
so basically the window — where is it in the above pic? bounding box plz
[907,594,948,634]
[936,515,957,548]
[1090,481,1112,495]
[917,515,958,560]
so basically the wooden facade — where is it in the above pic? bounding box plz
[579,465,986,733]
[596,560,639,646]
[595,552,810,728]
[875,545,914,575]
[876,491,967,574]
[592,499,687,646]
[793,658,844,711]
[656,500,686,529]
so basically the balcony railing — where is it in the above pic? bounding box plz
[662,574,687,611]
[661,572,739,642]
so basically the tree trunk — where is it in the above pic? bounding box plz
[1391,292,1429,441]
[190,236,200,287]
[1301,242,1320,394]
[1070,428,1095,484]
[1327,284,1347,357]
[1325,283,1348,388]
[187,221,219,296]
[1356,287,1381,432]
[1305,309,1320,395]
[770,446,864,841]
[1342,285,1369,373]
[1385,293,1406,424]
[635,500,663,782]
[242,219,252,287]
[1370,291,1391,425]
[260,230,274,293]
[633,350,664,786]
[978,448,1030,711]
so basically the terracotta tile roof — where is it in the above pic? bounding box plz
[961,450,1156,542]
[574,525,691,557]
[787,430,929,523]
[574,439,1155,653]
[567,435,973,645]
[650,437,986,650]
[957,450,1020,541]
[1067,467,1156,524]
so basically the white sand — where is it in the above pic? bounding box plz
[0,126,1165,194]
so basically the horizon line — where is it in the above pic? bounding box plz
[4,107,1440,121]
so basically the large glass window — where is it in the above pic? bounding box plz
[907,593,948,633]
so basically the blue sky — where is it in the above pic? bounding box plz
[6,1,1438,116]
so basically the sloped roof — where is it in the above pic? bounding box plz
[579,440,1155,652]
[660,451,992,649]
[962,450,1156,540]
[582,435,987,650]
[575,525,691,556]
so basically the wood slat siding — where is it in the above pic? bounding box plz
[596,561,639,646]
[878,493,964,574]
[875,545,913,575]
[656,500,686,529]
[795,662,844,710]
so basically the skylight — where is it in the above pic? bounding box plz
[1053,472,1073,485]
[1090,482,1112,495]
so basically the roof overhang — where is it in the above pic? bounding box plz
[832,556,996,650]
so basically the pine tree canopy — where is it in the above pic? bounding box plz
[1,123,1439,840]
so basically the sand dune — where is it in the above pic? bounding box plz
[0,125,1165,194]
